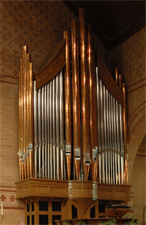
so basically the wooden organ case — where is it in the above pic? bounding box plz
[16,9,130,225]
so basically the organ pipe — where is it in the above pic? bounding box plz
[71,19,81,180]
[64,31,72,180]
[87,23,98,182]
[79,8,90,181]
[18,9,128,185]
[123,83,128,184]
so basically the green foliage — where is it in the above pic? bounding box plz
[76,222,87,225]
[124,219,140,225]
[98,219,116,225]
[63,221,71,225]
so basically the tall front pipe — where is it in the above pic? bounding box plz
[123,83,128,183]
[88,23,98,182]
[18,71,22,180]
[28,62,33,178]
[79,9,90,181]
[64,31,72,180]
[20,60,24,180]
[26,54,30,178]
[34,80,38,178]
[71,19,81,180]
[23,46,27,179]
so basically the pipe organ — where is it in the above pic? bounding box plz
[16,8,130,224]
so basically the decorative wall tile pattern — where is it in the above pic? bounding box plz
[1,1,77,78]
[1,1,108,81]
[109,28,145,87]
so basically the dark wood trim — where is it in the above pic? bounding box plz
[97,52,123,105]
[35,40,66,89]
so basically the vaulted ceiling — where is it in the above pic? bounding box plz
[65,1,145,50]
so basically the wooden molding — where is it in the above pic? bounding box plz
[16,179,130,202]
[97,51,123,105]
[35,40,66,89]
[98,183,130,201]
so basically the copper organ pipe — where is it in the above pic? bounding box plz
[22,46,27,179]
[71,19,81,180]
[115,68,119,84]
[26,54,30,179]
[64,31,72,180]
[119,75,122,88]
[122,83,128,184]
[79,8,90,181]
[20,60,24,180]
[34,80,38,178]
[18,71,22,180]
[87,23,98,181]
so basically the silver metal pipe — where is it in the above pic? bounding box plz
[47,83,50,179]
[60,71,64,180]
[60,149,64,180]
[56,75,60,180]
[96,68,101,183]
[103,85,108,184]
[116,100,120,184]
[106,88,110,183]
[119,103,124,184]
[108,92,112,184]
[38,88,41,178]
[52,78,56,180]
[60,71,64,146]
[100,80,105,183]
[64,140,67,180]
[56,146,60,180]
[50,81,53,179]
[42,86,45,179]
[110,95,114,184]
[34,81,38,178]
[113,97,117,184]
[44,85,47,179]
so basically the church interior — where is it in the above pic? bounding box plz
[0,1,145,224]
